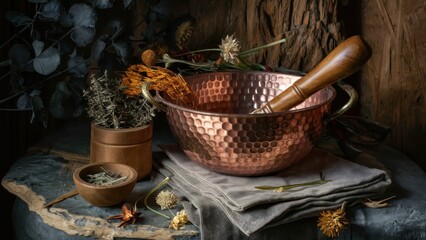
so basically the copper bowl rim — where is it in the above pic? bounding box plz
[156,71,337,117]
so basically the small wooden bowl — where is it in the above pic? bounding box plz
[73,162,137,207]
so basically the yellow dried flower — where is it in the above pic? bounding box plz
[317,203,349,238]
[169,209,189,230]
[155,190,179,210]
[219,34,240,63]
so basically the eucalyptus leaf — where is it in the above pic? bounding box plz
[71,76,87,90]
[68,55,88,77]
[107,20,123,39]
[112,42,129,65]
[0,59,11,67]
[123,0,133,8]
[91,39,107,62]
[55,80,71,94]
[32,40,45,57]
[69,3,97,28]
[69,48,77,58]
[8,44,33,71]
[9,65,24,90]
[30,89,42,97]
[40,0,62,22]
[33,47,61,75]
[17,94,32,109]
[91,0,115,9]
[31,94,48,127]
[59,40,73,56]
[59,10,73,27]
[71,26,96,47]
[49,81,83,119]
[69,81,85,114]
[5,11,32,26]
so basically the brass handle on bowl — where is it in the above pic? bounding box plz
[323,81,358,125]
[251,35,371,114]
[141,82,167,112]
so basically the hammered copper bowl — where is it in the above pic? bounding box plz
[157,71,336,176]
[73,162,137,207]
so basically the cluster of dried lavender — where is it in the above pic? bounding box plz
[83,71,156,129]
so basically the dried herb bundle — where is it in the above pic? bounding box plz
[83,70,156,129]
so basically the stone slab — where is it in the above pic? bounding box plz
[2,153,199,240]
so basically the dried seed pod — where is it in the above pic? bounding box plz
[155,190,179,210]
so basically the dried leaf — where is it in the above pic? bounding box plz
[362,196,396,208]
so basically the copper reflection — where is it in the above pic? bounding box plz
[158,71,335,176]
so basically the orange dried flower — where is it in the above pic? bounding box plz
[141,49,157,66]
[121,64,197,108]
[317,203,349,238]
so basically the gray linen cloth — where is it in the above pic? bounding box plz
[153,144,391,238]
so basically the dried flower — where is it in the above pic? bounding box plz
[156,190,179,210]
[121,64,198,108]
[141,49,157,66]
[317,202,349,238]
[107,203,141,228]
[219,34,240,63]
[362,195,396,208]
[169,209,189,230]
[175,21,193,49]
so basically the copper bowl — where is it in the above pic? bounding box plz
[156,71,337,176]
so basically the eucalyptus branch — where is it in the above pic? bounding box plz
[0,71,11,81]
[0,23,34,49]
[0,58,92,105]
[47,27,75,50]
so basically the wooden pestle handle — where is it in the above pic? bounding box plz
[251,35,371,114]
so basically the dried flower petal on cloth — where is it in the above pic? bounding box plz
[156,190,179,210]
[362,195,396,208]
[317,202,349,238]
[169,209,189,230]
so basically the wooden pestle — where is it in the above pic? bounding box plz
[251,35,371,114]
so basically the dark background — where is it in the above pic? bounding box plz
[2,0,414,239]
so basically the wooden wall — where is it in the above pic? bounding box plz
[142,0,345,72]
[158,0,425,171]
[358,0,426,171]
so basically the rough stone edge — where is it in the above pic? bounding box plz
[2,180,199,240]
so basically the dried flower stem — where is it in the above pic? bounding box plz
[255,179,330,192]
[239,38,287,57]
[133,176,171,219]
[86,168,128,186]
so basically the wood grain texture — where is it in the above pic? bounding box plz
[157,0,345,72]
[253,35,371,113]
[359,0,426,170]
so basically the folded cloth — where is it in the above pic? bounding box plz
[154,144,391,237]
